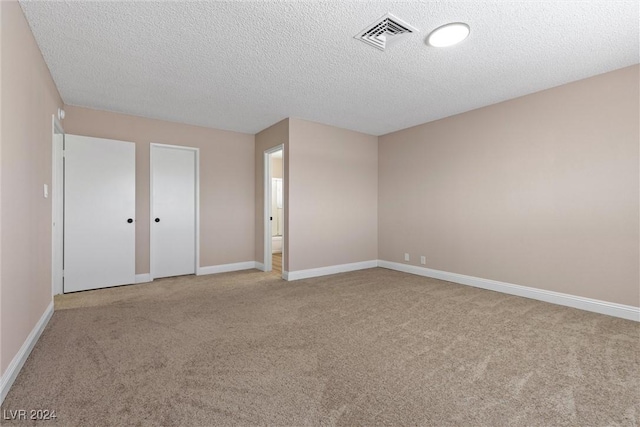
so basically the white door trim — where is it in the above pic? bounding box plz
[263,144,284,276]
[149,143,200,281]
[51,115,64,296]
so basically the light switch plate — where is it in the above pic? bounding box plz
[43,184,49,198]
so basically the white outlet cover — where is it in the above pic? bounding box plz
[404,253,410,261]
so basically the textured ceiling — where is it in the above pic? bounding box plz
[20,1,639,136]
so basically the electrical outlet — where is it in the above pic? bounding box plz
[404,253,410,262]
[420,256,426,265]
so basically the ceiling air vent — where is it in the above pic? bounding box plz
[355,13,418,51]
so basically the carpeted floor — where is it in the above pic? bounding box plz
[2,268,639,426]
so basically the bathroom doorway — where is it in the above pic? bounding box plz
[264,145,285,277]
[270,150,283,274]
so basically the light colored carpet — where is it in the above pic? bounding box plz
[3,268,639,426]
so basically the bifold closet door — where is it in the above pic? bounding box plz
[151,145,197,279]
[64,134,136,293]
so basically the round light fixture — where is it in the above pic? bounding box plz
[427,22,470,47]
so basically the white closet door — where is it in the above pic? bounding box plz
[64,135,136,293]
[151,145,197,279]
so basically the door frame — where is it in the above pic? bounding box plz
[51,115,64,296]
[149,143,200,281]
[263,144,285,275]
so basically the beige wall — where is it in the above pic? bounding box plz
[379,65,640,307]
[1,1,63,374]
[63,106,255,272]
[288,118,378,271]
[255,119,289,269]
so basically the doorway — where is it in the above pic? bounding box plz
[150,144,199,280]
[264,145,284,276]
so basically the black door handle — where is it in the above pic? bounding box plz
[127,218,133,223]
[270,217,273,221]
[155,218,160,223]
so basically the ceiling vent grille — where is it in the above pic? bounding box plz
[355,13,418,51]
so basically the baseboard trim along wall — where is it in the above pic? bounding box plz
[378,260,640,322]
[138,262,264,283]
[286,260,379,281]
[197,261,259,276]
[1,301,54,405]
[135,274,152,284]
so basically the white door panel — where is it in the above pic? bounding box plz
[151,145,197,279]
[64,134,136,292]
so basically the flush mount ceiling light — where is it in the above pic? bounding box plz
[427,22,470,47]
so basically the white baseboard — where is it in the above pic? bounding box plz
[1,301,54,404]
[197,261,258,276]
[286,260,378,281]
[135,273,152,284]
[378,260,640,322]
[138,263,263,283]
